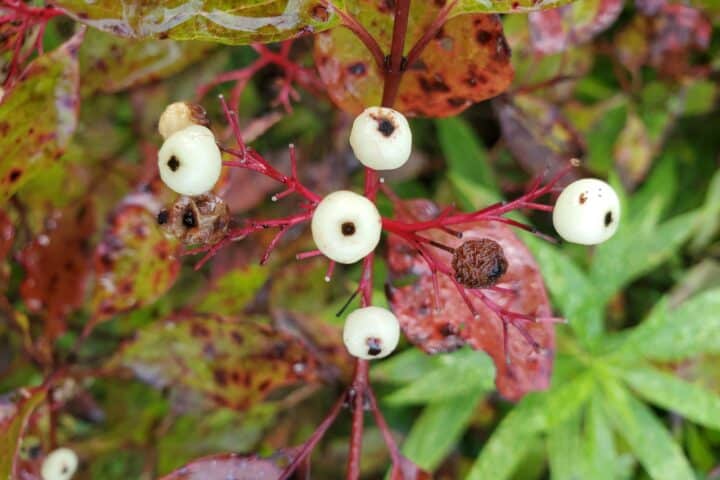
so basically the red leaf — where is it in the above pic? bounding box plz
[160,449,299,480]
[528,0,624,54]
[391,455,432,480]
[387,200,555,401]
[18,202,94,340]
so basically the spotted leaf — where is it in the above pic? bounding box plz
[92,201,180,320]
[0,30,83,203]
[110,314,321,410]
[314,3,513,117]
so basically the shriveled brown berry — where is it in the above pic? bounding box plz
[452,238,508,289]
[159,193,230,245]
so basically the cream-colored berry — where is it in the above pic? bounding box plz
[41,448,78,480]
[349,107,412,171]
[311,190,382,264]
[157,125,222,196]
[158,102,209,140]
[343,306,400,359]
[553,178,621,245]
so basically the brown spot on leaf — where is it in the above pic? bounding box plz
[310,4,329,22]
[347,62,366,76]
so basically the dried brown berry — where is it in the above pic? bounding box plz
[159,193,230,245]
[452,238,508,289]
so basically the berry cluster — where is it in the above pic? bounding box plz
[154,100,621,362]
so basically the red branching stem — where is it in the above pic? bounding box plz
[367,384,403,466]
[404,0,458,68]
[198,39,322,113]
[1,0,63,88]
[346,359,369,480]
[381,163,575,235]
[381,0,411,107]
[220,97,320,204]
[278,393,346,480]
[296,249,323,260]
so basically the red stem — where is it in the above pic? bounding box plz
[278,393,346,480]
[381,0,411,107]
[346,360,369,480]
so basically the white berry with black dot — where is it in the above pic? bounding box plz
[311,190,382,264]
[349,106,412,171]
[158,125,222,196]
[41,448,78,480]
[343,306,400,360]
[553,178,621,245]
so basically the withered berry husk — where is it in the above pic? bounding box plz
[452,238,508,289]
[158,193,230,245]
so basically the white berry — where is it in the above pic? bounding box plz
[158,125,222,196]
[158,102,208,140]
[41,448,78,480]
[553,178,621,245]
[311,190,382,264]
[349,107,412,171]
[343,306,400,360]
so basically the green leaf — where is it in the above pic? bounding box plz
[467,372,595,480]
[690,168,720,253]
[616,288,720,361]
[402,388,485,471]
[80,29,215,95]
[385,349,494,405]
[583,394,621,480]
[523,236,604,343]
[437,117,498,194]
[589,211,699,305]
[452,0,574,14]
[371,348,439,385]
[197,266,269,316]
[601,379,694,480]
[0,30,83,203]
[620,366,720,431]
[55,1,340,45]
[0,387,47,479]
[547,410,584,480]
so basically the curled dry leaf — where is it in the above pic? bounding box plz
[110,314,321,411]
[387,200,555,400]
[54,0,339,45]
[528,0,624,54]
[18,202,95,341]
[92,200,180,320]
[160,449,300,480]
[0,29,83,203]
[314,3,513,117]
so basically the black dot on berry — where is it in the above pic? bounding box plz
[157,210,169,225]
[604,211,613,227]
[61,466,68,474]
[182,208,197,228]
[377,118,395,137]
[167,155,180,172]
[366,338,382,356]
[341,222,356,236]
